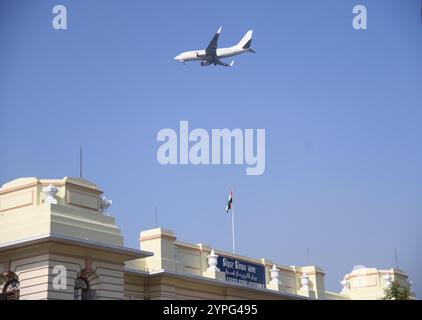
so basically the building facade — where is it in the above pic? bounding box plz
[0,177,415,300]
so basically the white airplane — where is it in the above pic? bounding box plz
[174,27,255,67]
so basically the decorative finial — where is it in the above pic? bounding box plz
[42,184,59,205]
[340,279,349,293]
[300,272,310,290]
[206,249,220,272]
[100,196,112,214]
[383,274,392,288]
[270,264,281,285]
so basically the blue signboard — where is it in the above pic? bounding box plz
[217,256,266,288]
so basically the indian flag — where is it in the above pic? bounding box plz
[226,191,233,213]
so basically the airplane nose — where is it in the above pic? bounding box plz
[174,55,180,60]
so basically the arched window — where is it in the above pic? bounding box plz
[74,277,89,300]
[1,279,20,300]
[74,277,95,300]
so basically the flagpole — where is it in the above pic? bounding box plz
[232,194,235,254]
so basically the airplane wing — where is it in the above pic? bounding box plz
[215,59,234,67]
[206,26,222,58]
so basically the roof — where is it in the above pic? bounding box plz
[0,233,153,261]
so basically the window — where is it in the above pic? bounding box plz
[1,279,20,300]
[74,277,95,300]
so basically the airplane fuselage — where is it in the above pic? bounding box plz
[175,46,249,63]
[174,27,254,67]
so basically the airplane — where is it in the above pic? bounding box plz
[174,27,255,67]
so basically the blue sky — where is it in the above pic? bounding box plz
[1,0,421,296]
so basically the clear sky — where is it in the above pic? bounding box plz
[1,0,421,297]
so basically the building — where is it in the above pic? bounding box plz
[0,177,415,300]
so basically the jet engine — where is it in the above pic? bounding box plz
[200,61,211,66]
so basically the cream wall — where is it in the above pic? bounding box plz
[0,177,123,246]
[339,266,414,300]
[0,246,128,300]
[125,227,415,300]
[126,228,328,299]
[124,270,302,300]
[0,177,148,300]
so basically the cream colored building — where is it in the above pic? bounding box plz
[0,177,415,300]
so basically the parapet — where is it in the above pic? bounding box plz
[126,227,328,298]
[125,228,415,299]
[338,265,415,299]
[0,177,123,246]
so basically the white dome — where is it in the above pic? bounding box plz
[352,265,366,271]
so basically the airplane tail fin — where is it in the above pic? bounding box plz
[237,30,253,50]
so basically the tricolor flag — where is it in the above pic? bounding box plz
[226,191,233,213]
